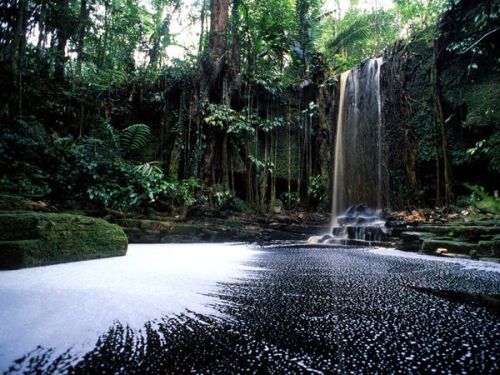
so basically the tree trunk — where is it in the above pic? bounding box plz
[99,1,109,70]
[76,0,89,76]
[221,76,231,188]
[222,131,230,188]
[9,0,27,115]
[54,0,70,82]
[432,40,453,206]
[287,102,292,210]
[271,129,277,206]
[198,0,230,184]
[198,0,207,55]
[317,86,330,177]
[259,132,269,209]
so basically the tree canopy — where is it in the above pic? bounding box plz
[1,0,498,214]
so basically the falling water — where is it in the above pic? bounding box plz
[331,70,350,228]
[331,57,385,230]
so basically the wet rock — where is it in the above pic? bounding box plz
[385,218,407,228]
[332,227,346,237]
[398,231,434,252]
[478,235,500,257]
[421,239,476,254]
[345,226,390,241]
[307,234,333,244]
[337,204,382,226]
[0,194,54,212]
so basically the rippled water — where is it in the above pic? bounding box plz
[1,243,499,374]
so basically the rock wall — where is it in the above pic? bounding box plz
[381,0,499,208]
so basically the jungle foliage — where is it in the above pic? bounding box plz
[0,0,498,213]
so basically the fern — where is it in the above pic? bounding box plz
[119,124,151,156]
[94,122,119,150]
[15,118,50,144]
[466,184,500,215]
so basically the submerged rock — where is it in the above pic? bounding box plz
[0,212,127,269]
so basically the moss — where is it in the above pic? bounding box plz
[0,212,127,269]
[421,239,476,254]
[0,194,36,211]
[461,78,500,129]
[119,218,174,232]
[478,235,500,257]
[447,225,500,241]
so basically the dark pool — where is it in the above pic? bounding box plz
[1,243,499,374]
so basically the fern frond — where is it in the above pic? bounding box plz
[120,124,151,156]
[94,122,119,150]
[16,118,49,144]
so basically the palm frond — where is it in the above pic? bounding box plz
[327,18,371,54]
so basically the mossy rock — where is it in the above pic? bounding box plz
[0,194,36,211]
[478,235,500,257]
[421,239,476,254]
[447,225,500,242]
[117,219,175,232]
[0,212,128,269]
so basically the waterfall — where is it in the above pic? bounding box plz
[331,70,350,227]
[331,57,385,230]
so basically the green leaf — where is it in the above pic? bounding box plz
[120,124,151,156]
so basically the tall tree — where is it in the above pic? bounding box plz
[148,0,180,68]
[75,0,90,76]
[54,0,71,82]
[2,0,28,115]
[294,0,322,76]
[195,0,230,183]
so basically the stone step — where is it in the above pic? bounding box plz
[417,225,500,237]
[421,239,476,254]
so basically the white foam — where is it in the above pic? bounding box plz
[0,243,258,370]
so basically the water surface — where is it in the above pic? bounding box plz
[1,243,499,373]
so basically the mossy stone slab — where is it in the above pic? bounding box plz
[421,239,476,254]
[0,212,128,269]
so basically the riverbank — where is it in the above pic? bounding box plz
[312,208,500,262]
[0,194,498,267]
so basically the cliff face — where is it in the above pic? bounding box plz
[380,0,499,209]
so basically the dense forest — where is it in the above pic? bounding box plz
[0,0,499,217]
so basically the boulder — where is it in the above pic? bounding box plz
[337,204,382,226]
[0,212,127,269]
[345,226,390,241]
